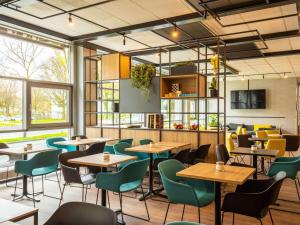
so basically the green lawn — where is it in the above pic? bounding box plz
[0,118,66,127]
[0,131,68,144]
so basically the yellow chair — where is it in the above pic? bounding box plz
[256,130,268,139]
[265,139,286,157]
[226,134,235,152]
[265,130,281,139]
[231,126,243,139]
[254,124,272,131]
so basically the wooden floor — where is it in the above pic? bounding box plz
[1,171,300,225]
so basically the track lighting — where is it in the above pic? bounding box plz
[68,14,73,26]
[123,35,126,46]
[171,24,179,38]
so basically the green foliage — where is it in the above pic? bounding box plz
[208,114,218,127]
[131,64,156,101]
[209,77,217,90]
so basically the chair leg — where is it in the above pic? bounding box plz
[96,189,99,205]
[42,175,45,195]
[119,193,124,224]
[55,172,62,195]
[269,209,274,225]
[221,212,224,225]
[295,180,300,201]
[81,185,85,202]
[259,218,263,225]
[141,186,150,221]
[84,185,88,202]
[107,191,111,208]
[31,177,36,207]
[181,204,185,221]
[232,213,235,225]
[59,184,66,206]
[13,173,19,201]
[198,207,201,223]
[163,202,171,225]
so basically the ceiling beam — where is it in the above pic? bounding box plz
[72,12,203,42]
[0,15,72,40]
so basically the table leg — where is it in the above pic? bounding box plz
[139,153,153,200]
[253,155,257,179]
[34,211,38,225]
[214,182,221,225]
[101,167,107,207]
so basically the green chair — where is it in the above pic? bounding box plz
[268,156,300,202]
[46,137,76,152]
[166,222,205,225]
[95,159,150,223]
[158,159,214,224]
[13,149,62,207]
[104,138,134,154]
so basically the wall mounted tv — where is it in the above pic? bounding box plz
[231,89,266,109]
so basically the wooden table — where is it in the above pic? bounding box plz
[54,137,118,151]
[0,146,53,201]
[177,163,255,225]
[69,153,136,207]
[126,142,190,199]
[230,147,279,179]
[0,199,38,225]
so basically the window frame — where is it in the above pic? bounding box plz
[27,80,73,129]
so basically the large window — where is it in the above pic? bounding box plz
[0,32,72,142]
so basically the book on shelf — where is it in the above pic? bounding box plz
[147,114,163,129]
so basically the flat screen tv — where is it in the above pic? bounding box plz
[231,89,266,109]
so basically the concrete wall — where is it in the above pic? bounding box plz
[225,78,297,134]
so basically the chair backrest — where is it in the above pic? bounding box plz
[256,130,268,139]
[43,202,117,225]
[236,126,243,135]
[46,137,66,149]
[29,149,62,171]
[191,144,210,162]
[265,130,280,135]
[119,159,149,184]
[237,134,253,148]
[0,142,8,149]
[216,144,230,164]
[173,149,191,164]
[118,138,133,146]
[71,135,88,140]
[113,142,131,155]
[139,139,153,145]
[85,142,106,155]
[59,151,86,168]
[266,139,286,157]
[263,171,286,206]
[283,134,300,152]
[226,134,235,151]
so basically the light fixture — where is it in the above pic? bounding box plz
[68,14,74,26]
[283,73,288,79]
[171,24,179,38]
[241,75,245,81]
[123,35,126,46]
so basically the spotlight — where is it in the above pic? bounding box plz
[68,14,73,26]
[241,75,245,81]
[171,25,179,38]
[123,35,126,46]
[283,74,288,79]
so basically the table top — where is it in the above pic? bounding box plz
[0,222,20,225]
[68,153,136,167]
[177,163,255,185]
[54,138,118,146]
[231,147,279,157]
[248,137,269,142]
[153,142,191,149]
[0,146,53,156]
[0,199,38,223]
[127,142,191,154]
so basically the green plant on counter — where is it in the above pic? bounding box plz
[208,114,218,127]
[131,64,156,101]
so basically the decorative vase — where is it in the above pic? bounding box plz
[210,89,218,97]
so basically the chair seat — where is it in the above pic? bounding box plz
[81,174,96,185]
[32,166,57,176]
[120,180,141,192]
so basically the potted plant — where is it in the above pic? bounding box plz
[208,114,218,130]
[209,77,218,97]
[131,64,156,101]
[170,61,197,75]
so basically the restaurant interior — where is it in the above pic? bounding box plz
[0,0,300,225]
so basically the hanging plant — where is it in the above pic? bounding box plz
[131,64,156,101]
[210,54,220,73]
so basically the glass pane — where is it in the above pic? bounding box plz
[31,86,69,124]
[0,78,23,130]
[131,114,144,124]
[102,101,113,112]
[170,100,182,113]
[183,99,196,113]
[102,89,113,100]
[161,100,169,113]
[101,113,113,125]
[199,99,205,113]
[120,113,130,124]
[0,35,70,83]
[102,82,113,89]
[207,98,224,113]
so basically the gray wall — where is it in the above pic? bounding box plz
[225,78,297,133]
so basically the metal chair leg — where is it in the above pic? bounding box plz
[59,184,66,206]
[141,186,150,221]
[259,218,263,225]
[119,193,124,224]
[181,204,185,221]
[55,172,62,195]
[13,173,19,201]
[269,209,274,225]
[96,189,99,205]
[163,202,171,225]
[107,191,111,208]
[31,177,36,207]
[84,185,88,202]
[232,213,235,225]
[198,207,200,223]
[221,212,224,225]
[42,175,45,195]
[81,185,84,202]
[295,180,300,201]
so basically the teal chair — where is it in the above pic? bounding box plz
[114,142,147,160]
[104,138,134,154]
[13,149,62,207]
[166,222,205,225]
[268,156,300,202]
[158,159,214,224]
[95,159,150,223]
[46,137,76,152]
